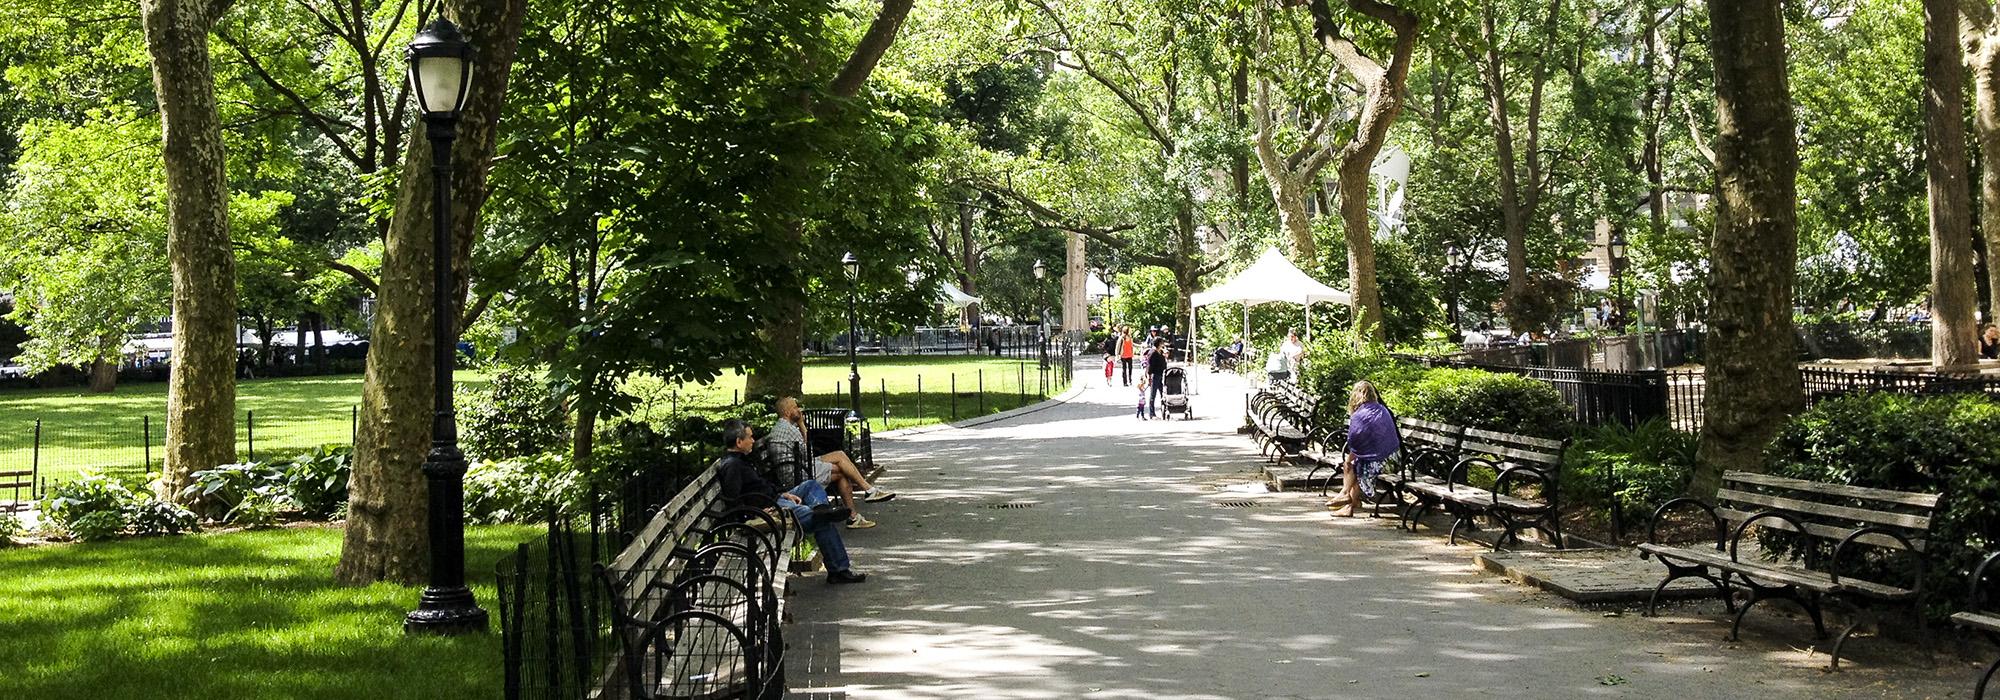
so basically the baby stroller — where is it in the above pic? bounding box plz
[1160,366,1193,419]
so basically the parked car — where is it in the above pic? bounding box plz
[0,364,28,379]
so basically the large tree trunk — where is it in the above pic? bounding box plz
[1336,156,1385,338]
[337,0,528,586]
[142,0,237,500]
[1930,0,1981,370]
[1062,232,1086,334]
[1691,0,1802,497]
[1976,43,2000,330]
[746,0,915,399]
[88,357,118,393]
[958,201,981,331]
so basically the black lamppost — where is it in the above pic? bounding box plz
[404,18,486,636]
[1609,233,1629,329]
[1033,259,1049,371]
[842,251,861,416]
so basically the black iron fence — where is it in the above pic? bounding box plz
[808,325,1048,359]
[1800,366,2000,406]
[2,407,360,502]
[497,443,717,700]
[1400,355,1672,429]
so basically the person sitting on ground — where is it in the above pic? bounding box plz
[1328,381,1401,517]
[1981,325,2000,360]
[769,397,896,530]
[717,420,867,584]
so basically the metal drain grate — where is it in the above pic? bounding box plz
[1214,500,1262,508]
[987,502,1036,509]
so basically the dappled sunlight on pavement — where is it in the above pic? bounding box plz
[787,362,1973,699]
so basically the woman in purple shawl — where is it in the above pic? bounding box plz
[1329,380,1400,517]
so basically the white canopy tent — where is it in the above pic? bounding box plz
[937,280,982,309]
[1189,247,1352,361]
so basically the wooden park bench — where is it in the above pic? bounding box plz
[1637,471,1942,670]
[1375,417,1464,523]
[1954,551,2000,699]
[1399,426,1568,550]
[593,461,801,699]
[0,462,33,512]
[1246,380,1317,464]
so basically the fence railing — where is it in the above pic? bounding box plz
[2,407,360,502]
[1399,355,1672,429]
[808,325,1048,360]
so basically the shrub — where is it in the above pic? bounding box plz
[0,513,22,545]
[40,472,141,539]
[281,445,351,519]
[129,500,200,536]
[180,462,288,522]
[1763,392,2000,620]
[1399,368,1575,439]
[459,363,568,461]
[464,452,584,524]
[1294,337,1426,432]
[1561,419,1697,532]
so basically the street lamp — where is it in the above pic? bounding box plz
[404,18,485,636]
[1033,260,1049,371]
[1609,232,1629,328]
[842,251,861,416]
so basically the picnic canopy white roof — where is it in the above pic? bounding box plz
[1189,247,1351,352]
[938,280,981,309]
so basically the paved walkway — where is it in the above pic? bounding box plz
[788,364,1973,699]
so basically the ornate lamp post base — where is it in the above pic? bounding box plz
[406,586,490,634]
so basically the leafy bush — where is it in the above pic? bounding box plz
[0,513,23,545]
[1294,336,1427,433]
[1562,419,1698,532]
[282,445,351,518]
[40,472,141,539]
[459,363,568,461]
[180,462,288,523]
[1763,393,2000,620]
[1399,368,1575,439]
[464,453,584,524]
[129,500,200,536]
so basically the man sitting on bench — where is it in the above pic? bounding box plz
[770,397,897,529]
[719,420,868,584]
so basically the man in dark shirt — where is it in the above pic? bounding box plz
[1144,338,1169,418]
[717,420,866,584]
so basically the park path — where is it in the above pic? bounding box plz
[785,363,1968,699]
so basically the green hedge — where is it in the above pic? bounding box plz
[1763,392,2000,620]
[1560,419,1697,532]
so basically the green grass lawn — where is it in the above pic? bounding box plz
[0,524,538,700]
[4,355,1072,487]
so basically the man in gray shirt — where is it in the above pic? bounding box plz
[769,397,897,529]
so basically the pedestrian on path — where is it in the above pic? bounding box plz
[1328,381,1400,517]
[1134,374,1150,419]
[1104,353,1116,386]
[1144,338,1169,418]
[1119,326,1136,386]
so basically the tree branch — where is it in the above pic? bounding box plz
[218,30,369,169]
[827,0,915,99]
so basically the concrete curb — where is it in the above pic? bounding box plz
[1476,548,1719,606]
[873,381,1089,439]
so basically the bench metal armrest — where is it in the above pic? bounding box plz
[1728,509,1814,564]
[1446,456,1497,493]
[1644,497,1727,555]
[1829,525,1924,592]
[1492,464,1553,507]
[1970,551,2000,613]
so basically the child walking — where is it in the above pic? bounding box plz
[1104,354,1116,386]
[1134,375,1150,419]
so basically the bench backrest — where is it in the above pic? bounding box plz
[1271,380,1315,418]
[607,463,725,617]
[1458,427,1566,478]
[1716,470,1941,552]
[1397,417,1462,451]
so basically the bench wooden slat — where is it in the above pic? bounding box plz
[1457,440,1561,465]
[1461,427,1564,451]
[1954,611,2000,634]
[1716,488,1932,531]
[1712,506,1927,552]
[1722,471,1941,509]
[611,467,723,573]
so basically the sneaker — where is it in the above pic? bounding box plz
[827,569,868,584]
[863,488,898,503]
[846,515,878,529]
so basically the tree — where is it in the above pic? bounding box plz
[337,0,528,585]
[1926,0,1982,369]
[140,0,240,500]
[1464,0,1563,332]
[0,112,168,392]
[1962,1,2000,325]
[1296,0,1422,343]
[742,0,917,400]
[1692,0,1801,496]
